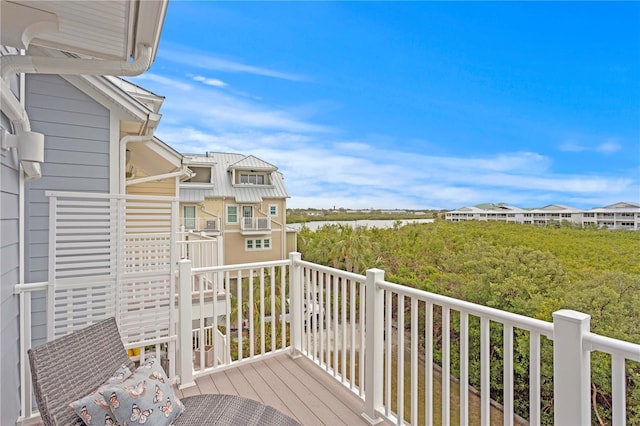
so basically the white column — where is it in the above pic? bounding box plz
[289,252,303,358]
[553,309,591,425]
[178,259,195,388]
[362,268,385,425]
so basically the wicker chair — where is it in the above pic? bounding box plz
[28,317,300,426]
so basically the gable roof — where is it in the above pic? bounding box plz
[601,201,640,209]
[228,155,277,171]
[182,152,289,203]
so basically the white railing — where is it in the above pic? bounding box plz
[181,217,220,232]
[19,253,640,424]
[293,259,367,397]
[177,257,292,388]
[178,254,640,425]
[241,216,271,232]
[177,233,223,270]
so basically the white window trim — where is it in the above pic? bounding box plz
[183,205,197,229]
[226,204,239,224]
[245,238,272,251]
[268,204,278,217]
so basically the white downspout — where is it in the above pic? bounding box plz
[1,78,30,132]
[119,135,154,194]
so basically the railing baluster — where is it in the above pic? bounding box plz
[529,331,541,426]
[237,269,243,362]
[442,306,450,426]
[425,301,433,426]
[504,324,514,426]
[199,274,206,370]
[359,280,366,397]
[225,271,231,364]
[341,278,347,383]
[325,272,331,372]
[612,354,626,425]
[211,271,218,368]
[260,267,265,355]
[410,297,418,426]
[385,290,392,417]
[460,311,469,426]
[333,274,339,377]
[271,266,276,353]
[397,294,405,425]
[350,279,356,390]
[280,265,286,350]
[315,270,321,364]
[480,317,490,425]
[249,268,255,358]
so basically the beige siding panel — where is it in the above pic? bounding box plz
[127,178,176,197]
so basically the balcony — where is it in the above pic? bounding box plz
[16,254,640,425]
[12,192,640,425]
[241,216,272,235]
[182,217,221,234]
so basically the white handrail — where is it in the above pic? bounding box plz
[378,279,554,337]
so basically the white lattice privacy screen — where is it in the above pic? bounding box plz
[46,192,178,348]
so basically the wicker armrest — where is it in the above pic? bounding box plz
[28,318,133,426]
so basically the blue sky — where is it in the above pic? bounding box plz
[133,1,640,210]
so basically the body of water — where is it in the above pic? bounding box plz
[288,218,434,231]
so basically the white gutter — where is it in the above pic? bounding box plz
[0,44,153,81]
[126,169,189,187]
[1,44,154,182]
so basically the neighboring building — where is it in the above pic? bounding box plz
[0,2,168,424]
[179,152,295,264]
[446,202,640,230]
[585,202,640,230]
[445,203,526,223]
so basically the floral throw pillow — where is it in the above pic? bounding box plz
[69,364,131,425]
[102,356,185,425]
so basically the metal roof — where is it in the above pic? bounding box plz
[181,152,289,203]
[229,155,277,171]
[180,188,217,203]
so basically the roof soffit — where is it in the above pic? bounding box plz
[1,0,168,61]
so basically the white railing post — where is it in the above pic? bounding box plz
[289,252,302,358]
[178,259,195,388]
[362,268,385,425]
[553,309,591,424]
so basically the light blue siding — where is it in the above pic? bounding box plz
[1,111,21,425]
[24,74,111,347]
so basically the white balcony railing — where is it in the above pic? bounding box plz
[16,253,640,425]
[181,217,220,232]
[241,216,271,233]
[177,253,640,425]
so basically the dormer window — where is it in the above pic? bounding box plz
[184,166,212,183]
[240,173,266,185]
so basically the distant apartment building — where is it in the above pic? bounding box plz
[445,202,640,230]
[179,152,295,264]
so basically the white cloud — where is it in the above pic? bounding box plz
[133,72,636,211]
[559,138,622,154]
[158,44,306,81]
[191,75,228,87]
[596,140,622,153]
[134,73,193,92]
[156,124,637,209]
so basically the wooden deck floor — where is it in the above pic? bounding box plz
[174,353,374,425]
